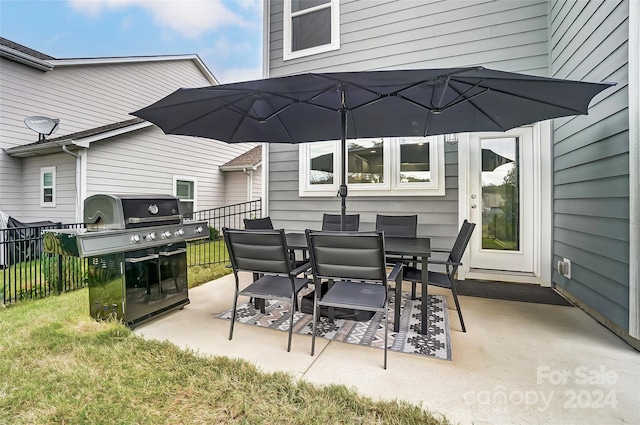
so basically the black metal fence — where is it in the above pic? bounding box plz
[184,199,262,267]
[0,200,262,305]
[1,223,87,304]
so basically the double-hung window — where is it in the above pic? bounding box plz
[299,136,445,197]
[41,166,56,207]
[283,0,340,60]
[173,176,196,215]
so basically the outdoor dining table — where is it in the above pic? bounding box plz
[285,233,432,335]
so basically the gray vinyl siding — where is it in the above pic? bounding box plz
[21,153,77,223]
[1,54,258,222]
[269,0,550,76]
[225,171,250,205]
[266,0,550,247]
[550,0,630,330]
[224,167,263,205]
[84,126,255,212]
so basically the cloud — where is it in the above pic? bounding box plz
[68,0,249,38]
[214,66,263,84]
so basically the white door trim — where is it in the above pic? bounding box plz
[457,122,552,286]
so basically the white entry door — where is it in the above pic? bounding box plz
[467,127,535,274]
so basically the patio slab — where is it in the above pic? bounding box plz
[134,273,640,425]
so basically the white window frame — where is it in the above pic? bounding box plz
[173,176,197,214]
[283,0,340,61]
[40,166,56,207]
[299,137,445,197]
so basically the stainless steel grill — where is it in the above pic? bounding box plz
[43,194,209,327]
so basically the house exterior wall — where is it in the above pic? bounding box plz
[21,152,77,223]
[265,0,550,248]
[224,166,263,205]
[83,126,252,212]
[1,53,258,222]
[550,0,631,331]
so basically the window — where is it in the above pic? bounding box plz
[41,167,56,207]
[299,136,445,197]
[283,0,340,61]
[173,177,196,215]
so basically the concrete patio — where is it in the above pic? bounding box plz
[134,273,640,425]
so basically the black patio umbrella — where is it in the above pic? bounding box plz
[131,66,614,229]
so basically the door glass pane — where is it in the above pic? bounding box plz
[348,139,384,184]
[399,138,430,182]
[292,8,331,51]
[309,141,334,185]
[481,137,519,251]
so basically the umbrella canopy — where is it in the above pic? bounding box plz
[131,66,614,229]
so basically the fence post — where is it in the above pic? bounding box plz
[56,223,63,294]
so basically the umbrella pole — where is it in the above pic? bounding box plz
[340,108,347,231]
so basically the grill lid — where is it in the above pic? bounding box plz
[84,194,182,231]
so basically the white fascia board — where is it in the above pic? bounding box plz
[0,45,53,71]
[219,163,261,172]
[5,121,153,156]
[48,55,219,85]
[72,121,153,148]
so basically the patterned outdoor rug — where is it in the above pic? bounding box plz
[216,290,452,361]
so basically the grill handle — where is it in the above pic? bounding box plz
[126,214,182,225]
[159,248,187,257]
[125,254,160,263]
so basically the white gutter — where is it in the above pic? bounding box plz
[0,45,53,71]
[628,0,640,339]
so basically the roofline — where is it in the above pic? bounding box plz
[219,162,262,172]
[48,55,219,85]
[4,121,153,157]
[0,45,54,71]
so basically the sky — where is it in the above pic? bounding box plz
[0,0,263,84]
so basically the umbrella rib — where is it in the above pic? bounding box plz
[450,77,587,115]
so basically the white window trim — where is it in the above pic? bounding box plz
[172,176,197,213]
[299,137,445,197]
[40,166,56,207]
[283,0,340,61]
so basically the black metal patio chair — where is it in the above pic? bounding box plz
[376,214,418,272]
[305,229,403,369]
[243,217,274,229]
[321,213,360,231]
[223,228,311,352]
[402,220,475,332]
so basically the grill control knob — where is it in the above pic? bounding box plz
[175,228,185,237]
[147,232,156,240]
[161,231,172,239]
[195,226,203,233]
[130,234,141,243]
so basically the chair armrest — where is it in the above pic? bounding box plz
[291,261,311,276]
[428,259,462,266]
[387,262,403,281]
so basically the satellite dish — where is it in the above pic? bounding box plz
[24,116,60,141]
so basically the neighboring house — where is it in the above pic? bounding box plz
[261,0,639,348]
[219,145,263,205]
[0,37,258,223]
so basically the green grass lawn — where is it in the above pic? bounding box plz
[0,289,451,425]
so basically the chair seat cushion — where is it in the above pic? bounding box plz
[240,275,309,299]
[318,281,387,310]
